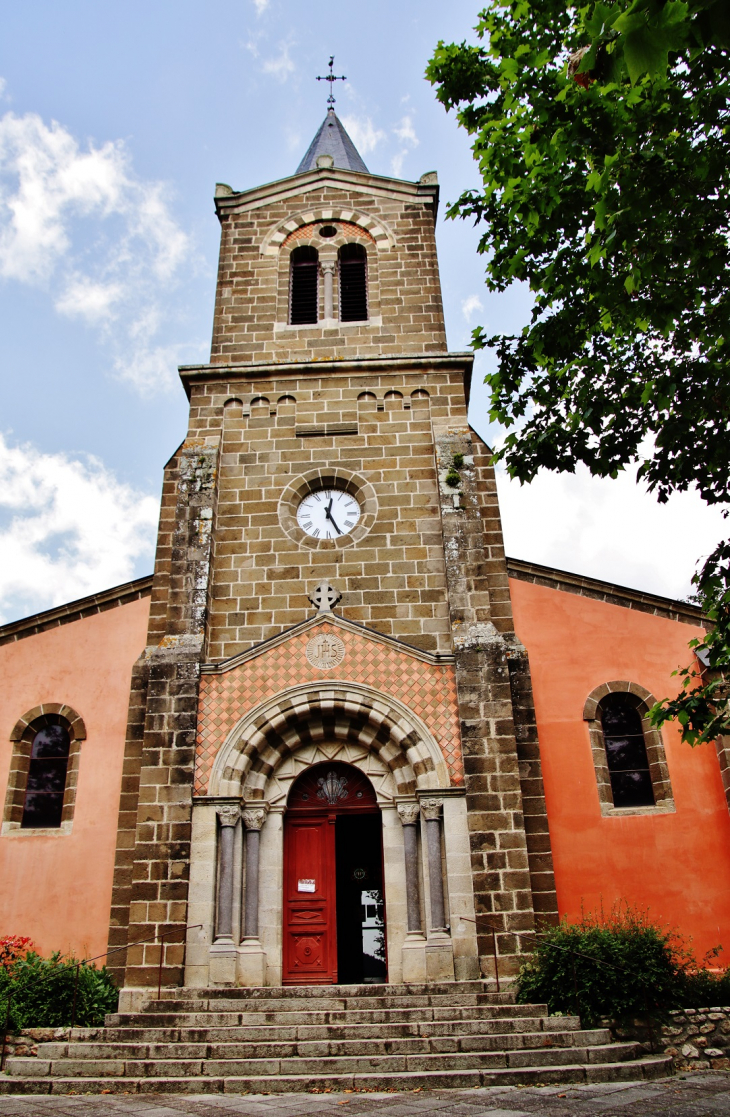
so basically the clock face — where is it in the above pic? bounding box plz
[297,489,361,540]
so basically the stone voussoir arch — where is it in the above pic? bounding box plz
[260,208,396,256]
[10,703,87,743]
[208,681,450,801]
[582,680,657,722]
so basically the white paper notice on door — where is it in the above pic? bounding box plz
[297,879,316,893]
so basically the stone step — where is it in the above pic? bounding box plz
[35,1027,612,1063]
[109,1003,549,1028]
[146,992,512,1013]
[156,981,503,1001]
[0,1056,675,1095]
[99,1015,582,1043]
[1,1043,647,1079]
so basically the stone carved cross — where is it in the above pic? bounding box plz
[309,581,342,614]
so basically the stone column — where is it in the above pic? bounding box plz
[215,804,240,940]
[420,797,455,982]
[209,803,239,986]
[322,261,335,319]
[237,806,269,987]
[421,798,446,931]
[397,803,422,932]
[397,801,427,983]
[242,808,266,938]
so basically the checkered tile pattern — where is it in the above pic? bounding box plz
[195,622,462,794]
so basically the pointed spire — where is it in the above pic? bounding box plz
[296,109,369,175]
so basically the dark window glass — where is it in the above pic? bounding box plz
[21,723,70,829]
[339,243,368,322]
[289,246,318,325]
[601,696,654,808]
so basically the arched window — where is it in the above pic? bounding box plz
[583,683,674,816]
[3,704,86,834]
[22,719,72,828]
[600,694,655,808]
[339,243,368,322]
[289,246,319,325]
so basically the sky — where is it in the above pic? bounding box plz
[0,0,725,625]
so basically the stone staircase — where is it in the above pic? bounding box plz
[1,981,672,1095]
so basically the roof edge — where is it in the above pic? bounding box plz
[0,575,154,647]
[506,556,704,627]
[214,166,438,217]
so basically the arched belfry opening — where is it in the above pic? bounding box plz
[283,761,386,985]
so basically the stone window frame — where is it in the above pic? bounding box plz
[583,682,675,817]
[273,220,382,330]
[2,704,87,836]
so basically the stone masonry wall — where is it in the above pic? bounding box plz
[107,441,222,991]
[210,175,447,365]
[432,425,559,978]
[183,363,469,659]
[617,1007,730,1071]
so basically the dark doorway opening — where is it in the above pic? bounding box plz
[335,813,386,984]
[282,761,387,985]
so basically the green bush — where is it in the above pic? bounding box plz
[677,964,730,1008]
[517,907,703,1026]
[0,951,118,1031]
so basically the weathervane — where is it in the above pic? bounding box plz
[316,55,346,110]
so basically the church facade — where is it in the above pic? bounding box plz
[2,111,730,1004]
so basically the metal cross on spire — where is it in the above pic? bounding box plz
[316,55,347,110]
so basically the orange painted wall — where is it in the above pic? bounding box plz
[510,578,730,960]
[0,598,150,960]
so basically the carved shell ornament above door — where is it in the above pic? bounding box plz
[286,761,379,811]
[317,770,349,805]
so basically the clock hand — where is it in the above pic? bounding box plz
[325,508,343,535]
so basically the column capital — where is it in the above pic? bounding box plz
[420,798,444,822]
[216,803,240,828]
[397,802,420,827]
[320,260,336,274]
[242,806,268,832]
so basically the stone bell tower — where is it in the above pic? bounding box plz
[106,102,557,1004]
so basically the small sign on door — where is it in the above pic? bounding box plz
[298,878,316,893]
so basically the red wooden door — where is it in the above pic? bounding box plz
[282,814,337,984]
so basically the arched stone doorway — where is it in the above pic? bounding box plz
[283,761,385,985]
[185,682,480,988]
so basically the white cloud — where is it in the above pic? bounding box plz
[55,276,123,323]
[262,42,295,81]
[497,463,729,601]
[0,434,158,623]
[252,0,269,11]
[390,114,419,179]
[341,115,385,155]
[393,115,419,147]
[114,341,192,395]
[462,294,483,322]
[0,102,192,393]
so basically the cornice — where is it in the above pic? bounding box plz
[0,575,154,647]
[506,556,705,627]
[179,351,473,390]
[201,611,455,675]
[214,168,438,219]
